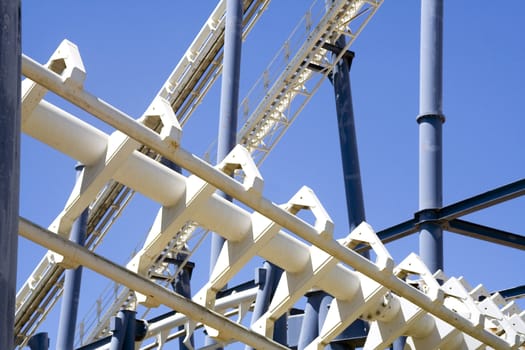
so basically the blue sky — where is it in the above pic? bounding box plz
[19,1,525,348]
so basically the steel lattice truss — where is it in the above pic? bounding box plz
[16,0,525,349]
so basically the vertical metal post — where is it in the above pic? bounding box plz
[171,252,194,350]
[329,35,368,348]
[57,163,88,350]
[210,0,243,276]
[298,24,368,347]
[297,291,323,350]
[109,310,136,350]
[0,0,20,348]
[418,0,444,273]
[245,262,286,350]
[28,332,50,350]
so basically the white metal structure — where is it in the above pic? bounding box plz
[16,0,525,349]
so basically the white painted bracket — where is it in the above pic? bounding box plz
[251,244,353,338]
[216,144,264,195]
[441,277,483,327]
[194,211,281,310]
[364,295,431,350]
[394,253,443,303]
[281,186,333,239]
[22,39,86,121]
[252,223,374,338]
[476,293,523,347]
[194,186,322,316]
[345,221,393,272]
[129,176,217,306]
[304,275,387,350]
[141,96,182,148]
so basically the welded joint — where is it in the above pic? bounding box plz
[142,96,182,147]
[394,253,443,303]
[413,208,445,229]
[346,221,393,272]
[280,185,334,239]
[416,113,446,124]
[216,144,264,195]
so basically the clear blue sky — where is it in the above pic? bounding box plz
[19,1,525,348]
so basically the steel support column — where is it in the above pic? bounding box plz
[418,0,444,273]
[57,164,89,350]
[109,310,136,350]
[210,2,243,347]
[246,262,286,350]
[305,30,368,349]
[210,0,243,277]
[0,0,20,348]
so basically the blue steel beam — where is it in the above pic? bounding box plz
[446,219,525,250]
[0,0,21,348]
[496,285,525,301]
[439,178,525,220]
[370,178,525,250]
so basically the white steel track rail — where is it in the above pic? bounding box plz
[75,0,385,345]
[78,0,382,345]
[14,1,270,346]
[19,53,525,348]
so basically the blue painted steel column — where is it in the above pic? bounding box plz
[57,163,89,350]
[28,332,49,350]
[330,33,368,347]
[0,0,20,348]
[296,291,323,349]
[331,46,366,235]
[298,31,367,348]
[418,0,444,273]
[210,0,243,276]
[109,310,136,350]
[245,261,286,350]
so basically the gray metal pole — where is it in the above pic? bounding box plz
[57,164,89,350]
[28,332,50,350]
[418,0,444,273]
[0,0,21,348]
[210,0,243,277]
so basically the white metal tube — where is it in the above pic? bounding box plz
[146,287,258,338]
[24,100,107,166]
[21,54,512,349]
[18,217,288,350]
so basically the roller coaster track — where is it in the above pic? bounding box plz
[15,0,270,346]
[74,0,383,346]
